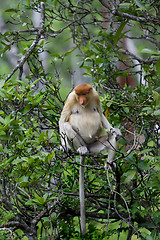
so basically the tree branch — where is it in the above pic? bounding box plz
[99,0,159,24]
[5,2,46,82]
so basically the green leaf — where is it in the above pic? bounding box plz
[114,21,127,44]
[0,80,5,89]
[139,148,152,155]
[89,41,100,53]
[63,46,77,57]
[19,176,29,183]
[147,140,155,147]
[152,90,160,105]
[0,134,10,140]
[42,193,48,203]
[34,193,43,203]
[34,94,44,105]
[53,0,58,6]
[0,156,16,169]
[42,217,50,226]
[123,170,136,183]
[119,3,131,8]
[124,107,129,113]
[0,116,5,124]
[134,0,147,9]
[31,78,41,87]
[154,109,160,115]
[155,59,160,76]
[141,48,160,55]
[50,53,61,58]
[22,104,32,114]
[138,160,150,170]
[12,158,24,165]
[34,193,48,205]
[25,199,35,206]
[4,115,14,125]
[5,8,19,13]
[0,89,7,98]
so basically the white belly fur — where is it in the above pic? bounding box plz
[69,112,102,144]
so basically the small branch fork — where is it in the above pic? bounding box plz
[5,2,46,82]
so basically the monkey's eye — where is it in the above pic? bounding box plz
[77,93,87,96]
[82,92,89,96]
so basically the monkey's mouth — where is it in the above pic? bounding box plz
[81,104,86,108]
[81,102,89,108]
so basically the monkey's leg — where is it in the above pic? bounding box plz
[88,133,117,169]
[104,133,117,170]
[64,122,88,155]
[87,134,110,153]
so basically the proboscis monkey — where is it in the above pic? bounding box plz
[59,84,121,167]
[59,84,121,235]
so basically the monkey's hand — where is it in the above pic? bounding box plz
[110,128,121,140]
[77,146,88,155]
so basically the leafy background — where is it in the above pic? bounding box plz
[0,0,159,239]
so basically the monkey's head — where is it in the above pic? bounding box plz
[74,84,92,107]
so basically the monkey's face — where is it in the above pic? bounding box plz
[77,94,89,106]
[74,84,93,107]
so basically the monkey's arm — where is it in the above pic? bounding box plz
[96,101,121,135]
[102,114,121,137]
[101,114,112,130]
[101,114,121,169]
[59,94,73,151]
[59,94,88,155]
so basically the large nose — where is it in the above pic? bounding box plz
[79,96,87,105]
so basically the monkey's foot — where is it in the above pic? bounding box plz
[77,146,88,155]
[104,162,116,171]
[60,145,72,154]
[110,128,122,141]
[110,128,122,137]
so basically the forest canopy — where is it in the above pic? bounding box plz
[0,0,159,239]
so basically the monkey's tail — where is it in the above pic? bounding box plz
[79,155,86,236]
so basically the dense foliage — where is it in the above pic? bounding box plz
[0,0,159,239]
